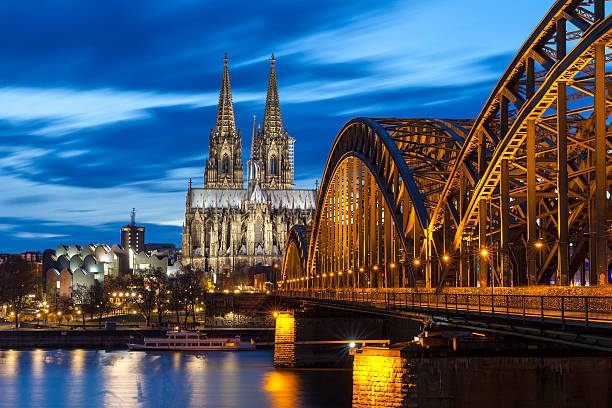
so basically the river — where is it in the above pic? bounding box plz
[0,350,610,407]
[0,350,352,408]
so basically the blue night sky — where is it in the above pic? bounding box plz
[0,0,554,253]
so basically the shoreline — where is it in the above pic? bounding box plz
[0,327,275,350]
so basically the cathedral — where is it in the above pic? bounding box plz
[181,54,316,280]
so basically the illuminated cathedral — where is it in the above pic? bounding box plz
[182,54,316,278]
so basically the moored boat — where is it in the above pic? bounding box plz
[128,330,255,351]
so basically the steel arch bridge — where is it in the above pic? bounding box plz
[282,0,612,294]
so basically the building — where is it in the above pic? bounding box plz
[182,54,316,280]
[0,250,43,264]
[121,208,145,252]
[42,243,179,301]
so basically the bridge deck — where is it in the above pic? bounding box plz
[279,290,612,328]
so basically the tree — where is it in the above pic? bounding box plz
[72,284,95,329]
[130,268,167,327]
[167,274,185,327]
[183,267,206,326]
[0,256,39,328]
[88,280,111,328]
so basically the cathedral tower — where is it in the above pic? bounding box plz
[204,54,244,189]
[248,54,294,190]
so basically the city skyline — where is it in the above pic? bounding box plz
[0,0,552,252]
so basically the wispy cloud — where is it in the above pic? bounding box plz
[15,232,67,239]
[0,87,261,136]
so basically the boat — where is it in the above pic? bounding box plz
[128,330,256,351]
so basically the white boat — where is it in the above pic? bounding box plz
[128,330,256,351]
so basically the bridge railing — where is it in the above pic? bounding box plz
[278,289,612,328]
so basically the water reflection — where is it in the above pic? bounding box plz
[0,350,352,408]
[263,370,300,408]
[362,357,612,408]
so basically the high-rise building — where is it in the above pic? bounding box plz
[121,208,145,253]
[182,54,316,279]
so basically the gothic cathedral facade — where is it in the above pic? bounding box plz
[182,54,316,280]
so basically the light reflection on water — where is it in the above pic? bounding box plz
[0,350,352,408]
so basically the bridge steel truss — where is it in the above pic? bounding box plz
[282,0,612,290]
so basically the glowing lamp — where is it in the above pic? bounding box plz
[413,259,421,266]
[443,255,450,262]
[480,248,488,256]
[535,241,543,248]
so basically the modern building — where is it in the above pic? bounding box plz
[182,54,316,278]
[121,208,145,252]
[42,243,179,301]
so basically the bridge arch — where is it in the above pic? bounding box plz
[281,225,310,290]
[282,118,471,289]
[281,0,612,291]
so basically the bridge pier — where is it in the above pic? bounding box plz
[273,312,296,367]
[351,347,416,408]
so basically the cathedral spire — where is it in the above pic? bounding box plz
[204,53,244,189]
[214,53,237,138]
[262,53,283,137]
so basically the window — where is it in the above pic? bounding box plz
[221,155,230,173]
[270,155,278,175]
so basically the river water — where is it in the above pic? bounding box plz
[0,350,352,408]
[0,350,610,407]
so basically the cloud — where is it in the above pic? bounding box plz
[56,149,88,158]
[0,172,185,228]
[0,87,262,136]
[15,232,67,239]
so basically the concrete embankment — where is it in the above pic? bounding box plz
[0,327,275,349]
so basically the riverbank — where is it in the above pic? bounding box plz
[0,327,275,349]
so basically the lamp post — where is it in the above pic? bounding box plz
[273,263,279,291]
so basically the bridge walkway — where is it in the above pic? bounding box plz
[278,289,612,351]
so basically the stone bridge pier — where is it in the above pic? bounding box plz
[351,347,416,408]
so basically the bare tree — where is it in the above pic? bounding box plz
[0,256,38,328]
[131,268,167,327]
